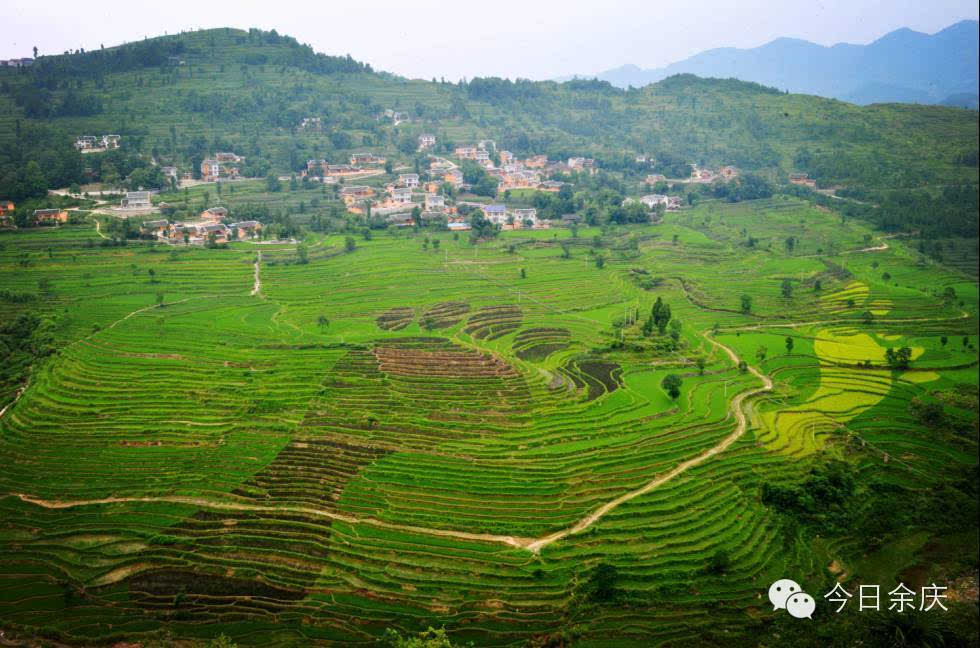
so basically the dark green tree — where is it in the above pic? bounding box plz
[651,297,672,334]
[740,294,752,314]
[661,374,682,399]
[885,346,912,370]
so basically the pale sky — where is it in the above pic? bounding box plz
[2,0,977,81]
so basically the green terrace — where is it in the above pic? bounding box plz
[0,195,976,646]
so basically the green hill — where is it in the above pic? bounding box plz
[0,27,977,202]
[0,26,978,648]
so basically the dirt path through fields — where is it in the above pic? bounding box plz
[8,330,767,554]
[0,377,30,422]
[524,333,772,552]
[11,493,536,551]
[251,252,262,296]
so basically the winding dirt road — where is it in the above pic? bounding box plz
[0,379,29,422]
[13,493,536,550]
[524,334,771,552]
[251,252,262,296]
[8,331,769,554]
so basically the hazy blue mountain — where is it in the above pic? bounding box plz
[565,20,978,106]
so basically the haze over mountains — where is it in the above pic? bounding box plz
[562,20,978,108]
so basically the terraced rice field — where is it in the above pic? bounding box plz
[0,197,976,646]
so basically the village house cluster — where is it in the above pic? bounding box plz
[303,159,374,182]
[335,157,550,232]
[624,194,683,211]
[380,109,410,125]
[688,165,739,183]
[449,142,590,196]
[299,117,321,130]
[789,172,817,187]
[120,190,154,210]
[31,208,69,226]
[0,58,34,67]
[329,140,612,230]
[0,200,14,227]
[0,204,70,229]
[350,152,386,166]
[74,134,121,152]
[139,206,262,245]
[200,152,245,182]
[472,203,542,230]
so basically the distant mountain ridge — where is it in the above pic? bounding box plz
[563,20,979,107]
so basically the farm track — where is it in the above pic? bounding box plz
[525,332,772,553]
[251,251,262,296]
[9,329,769,554]
[11,493,536,550]
[0,376,30,422]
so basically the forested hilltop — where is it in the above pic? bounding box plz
[0,27,977,234]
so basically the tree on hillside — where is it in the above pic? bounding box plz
[706,549,731,574]
[885,346,912,370]
[785,336,794,354]
[470,213,498,240]
[781,279,792,299]
[661,374,683,400]
[344,236,356,252]
[740,294,752,314]
[581,563,620,603]
[651,297,671,334]
[641,315,654,337]
[396,133,417,155]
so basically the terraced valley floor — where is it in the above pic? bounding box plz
[0,196,977,647]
